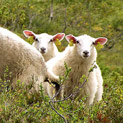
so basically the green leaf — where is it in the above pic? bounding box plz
[69,40,74,46]
[95,42,104,50]
[27,36,34,44]
[55,39,61,46]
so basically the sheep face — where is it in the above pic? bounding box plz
[23,30,65,54]
[32,33,54,54]
[66,34,107,58]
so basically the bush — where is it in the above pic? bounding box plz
[0,0,122,122]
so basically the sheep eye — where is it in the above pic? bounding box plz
[49,39,53,43]
[76,41,79,44]
[92,42,95,45]
[35,38,39,42]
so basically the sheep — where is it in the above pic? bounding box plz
[0,27,59,96]
[23,30,65,62]
[46,34,107,105]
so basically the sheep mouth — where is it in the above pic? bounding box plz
[83,55,89,58]
[41,51,46,54]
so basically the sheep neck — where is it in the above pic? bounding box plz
[64,45,97,75]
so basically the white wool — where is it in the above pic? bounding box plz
[0,27,58,95]
[46,34,106,105]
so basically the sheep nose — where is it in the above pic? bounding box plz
[83,51,89,55]
[40,47,46,53]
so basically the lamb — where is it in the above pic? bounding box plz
[46,34,107,105]
[23,30,65,62]
[0,27,59,96]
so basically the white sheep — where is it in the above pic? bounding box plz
[23,30,65,62]
[46,34,107,105]
[0,27,59,96]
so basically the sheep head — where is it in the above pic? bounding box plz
[23,30,65,54]
[65,34,107,58]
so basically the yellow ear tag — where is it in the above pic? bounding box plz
[69,40,74,46]
[96,42,104,50]
[27,36,34,44]
[55,39,61,46]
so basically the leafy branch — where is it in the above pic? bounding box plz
[49,62,97,122]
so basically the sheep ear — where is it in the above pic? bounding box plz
[65,34,77,44]
[52,33,65,42]
[23,30,35,39]
[94,37,108,45]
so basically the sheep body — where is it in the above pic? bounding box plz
[46,34,107,105]
[0,27,58,94]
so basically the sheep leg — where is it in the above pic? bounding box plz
[94,66,103,102]
[95,84,103,102]
[47,69,59,82]
[86,75,98,105]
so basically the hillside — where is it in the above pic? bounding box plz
[0,0,122,122]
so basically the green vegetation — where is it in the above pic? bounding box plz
[0,0,123,122]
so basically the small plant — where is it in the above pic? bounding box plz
[0,0,122,122]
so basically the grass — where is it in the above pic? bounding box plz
[0,0,123,122]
